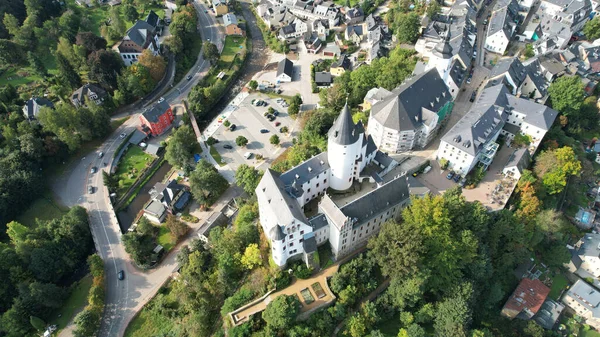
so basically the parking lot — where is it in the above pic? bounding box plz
[210,93,297,171]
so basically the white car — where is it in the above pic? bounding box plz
[244,152,253,159]
[158,97,165,103]
[119,133,127,139]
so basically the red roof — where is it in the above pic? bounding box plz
[501,278,550,319]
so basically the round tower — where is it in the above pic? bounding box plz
[327,103,363,191]
[270,225,286,267]
[429,29,453,82]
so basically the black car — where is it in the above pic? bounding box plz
[186,75,192,80]
[229,124,236,131]
[273,111,279,116]
[118,270,125,280]
[268,116,275,122]
[223,145,233,149]
[453,174,461,183]
[260,129,269,133]
[469,91,477,102]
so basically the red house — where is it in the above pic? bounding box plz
[140,100,174,136]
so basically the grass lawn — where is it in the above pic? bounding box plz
[0,52,58,87]
[157,225,175,251]
[49,274,93,332]
[549,273,569,300]
[221,36,247,64]
[583,330,600,337]
[115,146,155,195]
[16,193,69,228]
[209,145,226,166]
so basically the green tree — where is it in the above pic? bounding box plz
[434,288,472,337]
[524,44,534,58]
[27,51,47,78]
[534,146,581,194]
[426,1,440,19]
[124,5,139,22]
[263,295,300,332]
[236,136,248,147]
[234,164,262,194]
[56,52,82,89]
[396,13,420,43]
[547,76,585,116]
[248,80,258,90]
[29,316,45,331]
[202,41,219,65]
[270,134,280,145]
[73,308,101,337]
[583,17,600,40]
[165,125,197,168]
[102,171,118,192]
[165,214,189,240]
[368,220,423,279]
[189,160,229,206]
[240,243,262,270]
[206,136,217,146]
[75,32,107,55]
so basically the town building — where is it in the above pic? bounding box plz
[502,148,531,180]
[139,100,174,136]
[567,234,600,278]
[279,17,309,40]
[276,58,294,82]
[501,278,550,320]
[224,13,245,36]
[562,279,600,329]
[144,179,192,223]
[345,7,364,24]
[71,83,108,108]
[359,87,392,111]
[256,104,412,267]
[212,0,229,16]
[314,71,332,87]
[367,68,454,153]
[304,33,323,53]
[484,0,520,55]
[312,19,330,41]
[436,84,557,176]
[345,24,364,44]
[485,57,550,102]
[113,19,161,66]
[330,54,351,76]
[23,97,54,121]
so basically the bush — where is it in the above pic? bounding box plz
[271,270,292,290]
[585,277,595,284]
[223,120,231,127]
[182,213,199,223]
[439,158,449,170]
[206,136,217,146]
[294,264,313,279]
[221,286,256,318]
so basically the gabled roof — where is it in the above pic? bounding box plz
[24,97,54,119]
[564,279,600,315]
[142,100,171,123]
[345,7,364,19]
[280,152,329,188]
[328,103,360,145]
[371,68,452,132]
[71,83,107,104]
[506,95,557,130]
[146,10,160,28]
[502,278,550,319]
[117,20,157,53]
[277,58,294,78]
[257,169,309,228]
[315,71,332,84]
[345,24,363,37]
[223,13,238,26]
[331,54,351,69]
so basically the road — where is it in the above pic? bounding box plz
[52,2,225,337]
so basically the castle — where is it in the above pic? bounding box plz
[256,104,413,268]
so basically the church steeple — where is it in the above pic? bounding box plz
[328,102,359,145]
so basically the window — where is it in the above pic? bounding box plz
[324,179,327,183]
[283,246,286,251]
[300,230,304,235]
[290,242,294,247]
[299,239,303,243]
[316,183,320,188]
[366,229,369,234]
[353,230,356,234]
[307,188,311,193]
[290,234,294,239]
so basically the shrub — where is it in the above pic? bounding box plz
[294,264,313,279]
[439,158,449,170]
[223,120,231,127]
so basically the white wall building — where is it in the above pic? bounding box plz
[113,20,161,66]
[562,279,600,330]
[256,104,411,267]
[484,0,520,55]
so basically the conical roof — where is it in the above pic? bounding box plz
[270,225,285,241]
[432,30,453,59]
[328,103,360,145]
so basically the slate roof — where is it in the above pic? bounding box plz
[280,152,330,188]
[308,213,329,231]
[371,68,452,132]
[71,83,107,105]
[145,10,160,28]
[345,24,363,37]
[487,0,519,37]
[365,134,377,155]
[502,278,550,319]
[345,7,364,19]
[328,103,360,145]
[364,87,392,104]
[223,13,238,26]
[534,299,564,330]
[302,233,317,253]
[505,148,530,173]
[340,175,410,227]
[577,233,600,258]
[24,97,54,119]
[374,151,395,168]
[506,95,557,130]
[142,100,171,123]
[145,199,166,217]
[270,225,286,241]
[117,20,157,53]
[258,169,309,228]
[331,54,351,70]
[277,58,294,78]
[564,280,600,317]
[490,58,527,83]
[315,71,332,84]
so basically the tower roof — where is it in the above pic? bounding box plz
[432,30,453,58]
[328,103,360,145]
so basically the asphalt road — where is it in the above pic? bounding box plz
[52,2,225,336]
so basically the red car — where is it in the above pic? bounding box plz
[275,122,281,127]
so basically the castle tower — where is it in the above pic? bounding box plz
[428,29,453,82]
[327,103,363,191]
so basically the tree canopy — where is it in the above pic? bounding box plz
[234,164,262,195]
[189,160,229,207]
[165,125,197,169]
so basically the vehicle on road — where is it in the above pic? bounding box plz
[98,151,104,158]
[472,50,477,59]
[207,38,211,41]
[120,133,127,139]
[483,19,488,25]
[158,97,165,103]
[223,145,233,149]
[90,167,97,174]
[88,186,94,194]
[260,129,269,133]
[423,166,432,174]
[453,174,461,183]
[466,76,472,84]
[229,124,236,131]
[244,152,253,159]
[275,122,281,126]
[118,270,125,280]
[187,75,192,80]
[446,171,455,180]
[470,91,477,102]
[204,9,208,13]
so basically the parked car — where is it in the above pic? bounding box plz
[466,76,472,84]
[90,167,97,174]
[483,19,488,25]
[472,50,477,59]
[275,122,281,127]
[453,174,461,183]
[273,111,279,116]
[98,151,104,158]
[158,97,165,103]
[244,152,253,159]
[118,270,125,280]
[229,124,236,131]
[423,166,432,174]
[446,171,455,180]
[88,186,94,194]
[260,129,269,133]
[459,177,467,187]
[223,145,233,149]
[469,91,477,102]
[186,75,192,80]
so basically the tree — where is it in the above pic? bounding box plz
[426,1,440,19]
[73,308,101,337]
[75,32,107,55]
[236,136,248,147]
[29,316,46,331]
[138,49,167,82]
[202,42,219,65]
[124,4,139,22]
[56,52,82,89]
[547,76,585,116]
[534,146,581,194]
[368,220,424,279]
[206,136,217,146]
[165,125,197,168]
[583,17,600,40]
[88,49,123,90]
[248,80,258,90]
[524,44,535,58]
[165,214,189,240]
[27,51,47,78]
[240,243,262,270]
[270,134,280,145]
[189,160,229,206]
[263,295,299,332]
[396,13,420,43]
[434,289,472,337]
[234,164,262,195]
[223,120,231,127]
[102,171,118,192]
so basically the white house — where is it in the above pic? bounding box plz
[484,0,520,55]
[276,58,294,82]
[568,234,600,278]
[113,20,160,66]
[278,17,308,40]
[367,68,454,153]
[562,279,600,330]
[23,97,54,121]
[256,104,410,267]
[437,84,557,176]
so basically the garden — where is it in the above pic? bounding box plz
[114,145,156,196]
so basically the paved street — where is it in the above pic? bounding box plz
[52,1,226,336]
